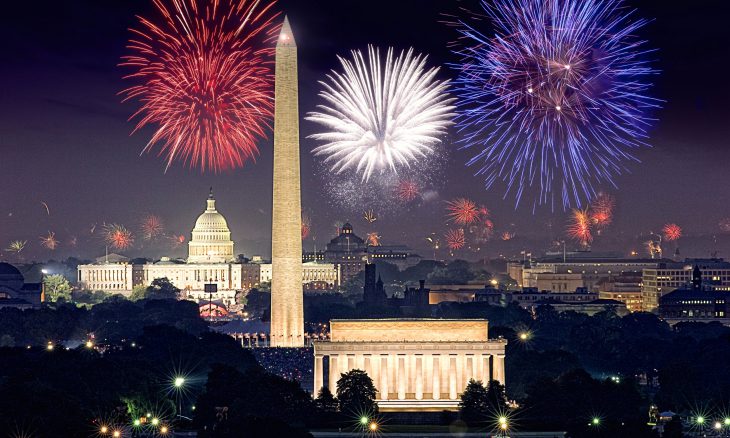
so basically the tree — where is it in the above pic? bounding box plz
[43,274,72,302]
[315,386,338,412]
[129,285,147,301]
[145,277,180,300]
[485,379,508,413]
[336,369,378,415]
[662,415,683,438]
[459,379,490,425]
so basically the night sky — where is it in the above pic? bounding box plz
[1,0,730,261]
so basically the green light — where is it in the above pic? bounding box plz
[725,418,730,426]
[697,416,705,424]
[151,418,160,426]
[360,416,369,425]
[133,419,141,426]
[592,417,600,425]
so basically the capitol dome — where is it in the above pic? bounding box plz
[188,189,235,263]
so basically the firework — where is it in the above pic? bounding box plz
[662,223,682,241]
[41,201,50,216]
[140,215,164,240]
[720,218,730,233]
[40,232,59,250]
[67,236,78,247]
[301,214,312,240]
[104,224,135,250]
[396,179,420,202]
[120,0,279,172]
[5,240,27,253]
[363,210,378,224]
[567,209,592,246]
[450,0,661,209]
[307,46,455,180]
[589,193,615,230]
[501,231,515,241]
[645,239,662,258]
[366,232,381,246]
[446,198,480,225]
[169,234,186,248]
[445,228,465,251]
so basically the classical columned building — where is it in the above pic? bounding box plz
[187,189,235,263]
[313,319,506,411]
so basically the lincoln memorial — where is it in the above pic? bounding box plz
[313,319,507,411]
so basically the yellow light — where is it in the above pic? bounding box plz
[112,431,120,438]
[555,105,562,111]
[715,421,722,430]
[499,416,508,425]
[85,340,93,348]
[369,422,378,431]
[100,426,108,434]
[160,426,169,434]
[501,423,508,430]
[519,332,529,341]
[151,418,160,426]
[46,343,54,351]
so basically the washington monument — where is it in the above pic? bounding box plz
[270,16,304,347]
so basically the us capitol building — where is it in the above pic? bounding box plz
[77,191,340,306]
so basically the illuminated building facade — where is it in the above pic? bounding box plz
[642,259,730,312]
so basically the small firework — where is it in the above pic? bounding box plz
[5,240,27,253]
[662,223,682,241]
[446,198,480,225]
[589,193,615,231]
[169,234,186,248]
[104,224,134,250]
[445,228,465,251]
[720,218,730,233]
[645,239,662,258]
[396,180,420,202]
[366,232,381,246]
[67,236,78,247]
[40,232,59,250]
[363,210,377,224]
[141,215,164,240]
[501,231,515,241]
[301,214,312,240]
[567,209,592,247]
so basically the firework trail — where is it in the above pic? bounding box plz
[307,46,455,180]
[5,240,27,253]
[662,223,682,241]
[363,210,378,224]
[450,0,661,209]
[366,232,381,247]
[104,224,135,250]
[40,232,59,250]
[395,179,420,202]
[120,0,280,172]
[445,228,466,251]
[567,209,592,246]
[301,214,312,240]
[40,201,50,216]
[141,215,164,240]
[589,193,615,232]
[446,198,480,225]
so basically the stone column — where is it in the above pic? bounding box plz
[380,355,389,400]
[314,354,324,396]
[415,355,423,400]
[465,354,475,385]
[363,354,372,380]
[480,354,491,383]
[449,355,457,400]
[329,354,339,394]
[397,355,406,400]
[432,354,440,400]
[494,354,506,385]
[456,353,465,394]
[347,354,355,371]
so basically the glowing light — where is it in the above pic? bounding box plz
[696,416,705,424]
[174,376,185,388]
[160,426,169,434]
[46,342,54,351]
[100,426,108,434]
[133,419,141,426]
[715,421,722,430]
[662,223,682,241]
[369,422,378,431]
[151,418,160,426]
[518,332,530,341]
[85,340,93,349]
[360,416,369,425]
[112,431,121,438]
[307,46,454,181]
[592,417,601,426]
[39,232,59,251]
[120,0,279,172]
[567,209,593,246]
[450,0,661,209]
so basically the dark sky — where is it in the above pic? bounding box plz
[1,0,730,261]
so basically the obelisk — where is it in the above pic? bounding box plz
[270,16,303,347]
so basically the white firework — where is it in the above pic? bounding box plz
[307,46,455,181]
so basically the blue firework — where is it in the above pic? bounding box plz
[451,0,661,210]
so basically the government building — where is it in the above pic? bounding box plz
[78,191,340,306]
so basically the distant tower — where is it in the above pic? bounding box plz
[270,17,303,347]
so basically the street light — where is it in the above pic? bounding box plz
[151,418,160,426]
[160,426,169,434]
[174,376,185,388]
[369,422,378,432]
[725,418,730,426]
[591,417,601,426]
[85,340,94,349]
[360,416,369,426]
[697,416,705,425]
[100,426,108,434]
[173,376,186,418]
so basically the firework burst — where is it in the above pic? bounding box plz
[450,0,661,209]
[446,198,480,225]
[104,224,135,250]
[141,214,164,240]
[445,228,466,251]
[301,214,312,240]
[363,210,378,224]
[307,46,455,180]
[396,179,420,202]
[567,209,592,246]
[40,232,59,250]
[366,232,381,247]
[168,234,186,249]
[662,223,682,241]
[120,0,280,172]
[720,218,730,233]
[5,240,27,253]
[589,193,615,231]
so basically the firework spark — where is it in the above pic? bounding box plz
[363,210,378,224]
[301,214,312,240]
[120,0,280,172]
[446,198,480,225]
[567,209,592,246]
[645,239,662,258]
[141,215,164,240]
[307,46,455,180]
[104,224,135,250]
[501,231,515,241]
[445,228,466,251]
[662,223,682,241]
[589,193,615,230]
[720,218,730,233]
[396,179,420,202]
[366,232,381,246]
[168,234,186,248]
[40,232,59,250]
[41,201,50,216]
[450,0,661,209]
[5,240,27,253]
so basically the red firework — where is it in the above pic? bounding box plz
[169,234,186,248]
[301,214,312,240]
[366,232,381,246]
[120,0,280,172]
[501,231,515,241]
[396,180,420,202]
[662,223,682,241]
[141,214,164,240]
[104,224,135,250]
[567,209,593,246]
[40,232,59,250]
[589,193,615,229]
[446,198,480,225]
[445,228,465,251]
